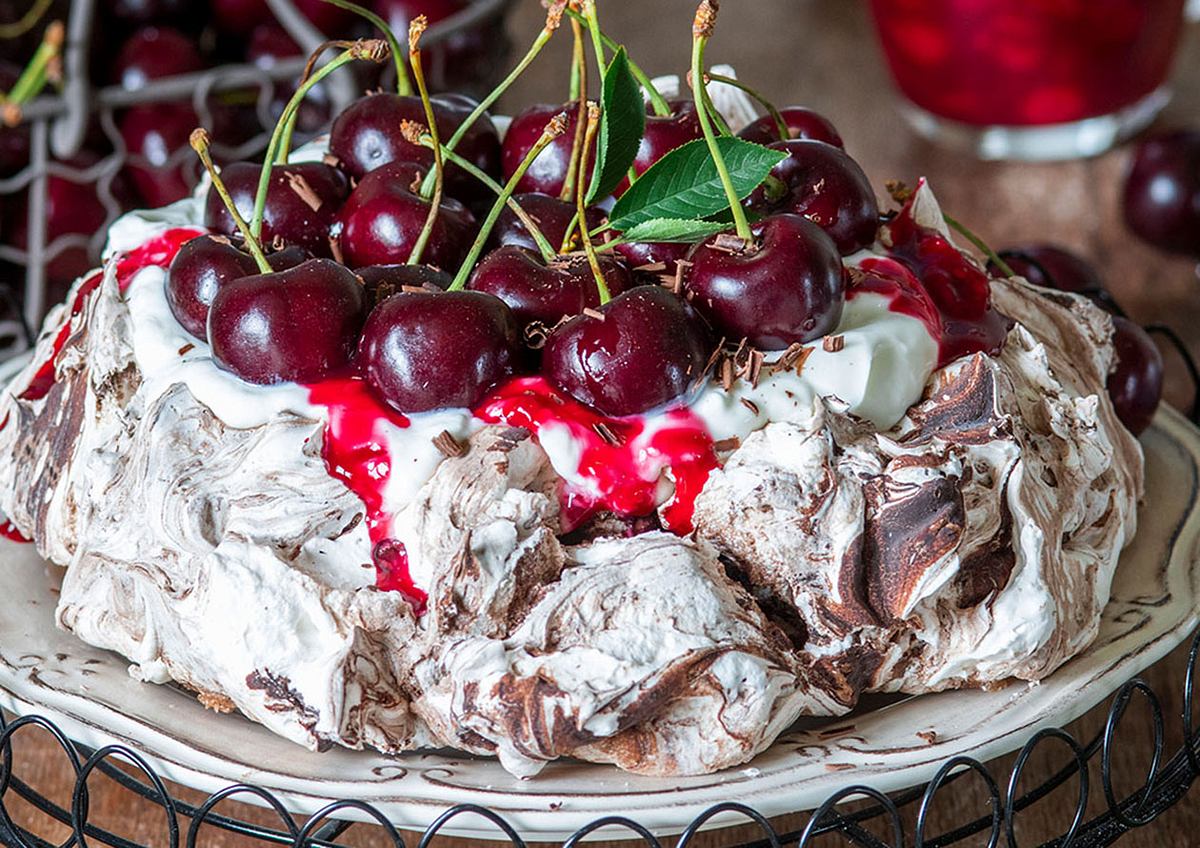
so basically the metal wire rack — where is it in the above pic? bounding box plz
[0,625,1196,847]
[0,0,513,351]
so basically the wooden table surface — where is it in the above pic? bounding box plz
[6,1,1200,846]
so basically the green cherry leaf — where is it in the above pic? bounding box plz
[587,46,645,203]
[615,218,729,243]
[608,137,786,230]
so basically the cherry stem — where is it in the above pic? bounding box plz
[706,71,788,140]
[693,70,731,136]
[319,0,412,95]
[691,1,752,243]
[0,0,52,39]
[942,212,1015,278]
[560,16,589,203]
[580,1,607,99]
[3,19,62,118]
[406,18,445,265]
[558,209,581,253]
[447,112,570,291]
[567,10,583,101]
[417,1,565,198]
[563,6,670,117]
[575,102,610,304]
[251,40,388,240]
[190,129,272,274]
[410,131,558,263]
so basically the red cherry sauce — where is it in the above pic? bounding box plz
[0,519,29,543]
[306,376,427,611]
[18,227,203,402]
[857,198,1012,368]
[476,377,718,534]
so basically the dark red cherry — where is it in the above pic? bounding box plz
[120,102,198,207]
[210,0,271,32]
[209,258,366,385]
[166,237,311,339]
[335,161,475,270]
[501,103,586,198]
[204,161,349,258]
[737,107,844,148]
[612,240,692,276]
[291,0,355,32]
[328,91,500,204]
[542,286,711,417]
[210,0,352,33]
[1122,130,1200,257]
[0,62,29,176]
[167,236,256,339]
[489,192,604,253]
[372,0,493,92]
[359,289,522,413]
[745,140,878,254]
[1107,316,1163,436]
[109,0,198,24]
[685,214,844,349]
[9,153,132,286]
[614,99,704,195]
[467,245,632,327]
[994,244,1104,294]
[112,26,203,90]
[355,263,451,306]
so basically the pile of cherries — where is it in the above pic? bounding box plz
[167,0,887,420]
[0,0,500,296]
[162,0,1162,438]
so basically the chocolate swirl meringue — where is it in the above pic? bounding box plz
[0,181,1142,777]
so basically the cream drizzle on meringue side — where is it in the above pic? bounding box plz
[99,180,948,608]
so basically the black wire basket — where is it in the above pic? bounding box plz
[0,0,514,358]
[0,625,1197,847]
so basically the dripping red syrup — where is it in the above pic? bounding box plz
[306,376,427,611]
[18,227,203,402]
[475,377,719,535]
[0,520,29,543]
[856,191,1012,368]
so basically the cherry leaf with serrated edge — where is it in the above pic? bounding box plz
[587,47,645,203]
[614,218,729,243]
[608,137,787,230]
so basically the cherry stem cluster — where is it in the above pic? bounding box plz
[319,0,413,95]
[447,113,571,291]
[691,0,752,243]
[190,129,272,274]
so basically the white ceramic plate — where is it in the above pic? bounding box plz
[2,405,1198,842]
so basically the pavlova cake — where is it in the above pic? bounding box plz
[0,1,1147,777]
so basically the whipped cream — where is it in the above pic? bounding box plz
[105,211,936,583]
